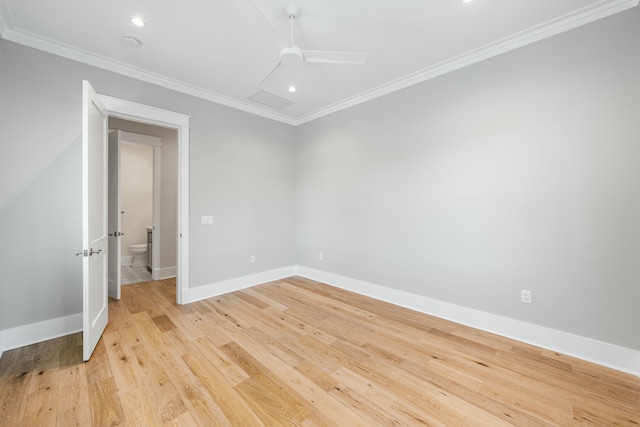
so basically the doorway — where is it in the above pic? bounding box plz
[110,128,164,286]
[99,94,190,304]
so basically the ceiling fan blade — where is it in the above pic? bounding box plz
[302,50,367,65]
[259,62,286,88]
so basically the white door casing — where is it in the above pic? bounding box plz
[107,130,122,300]
[99,95,190,304]
[82,81,109,361]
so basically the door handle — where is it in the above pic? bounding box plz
[75,248,103,257]
[108,231,125,237]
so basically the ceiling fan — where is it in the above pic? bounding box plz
[256,3,368,88]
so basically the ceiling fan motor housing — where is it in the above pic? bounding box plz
[280,46,304,66]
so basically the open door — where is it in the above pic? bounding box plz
[81,81,109,361]
[108,130,122,300]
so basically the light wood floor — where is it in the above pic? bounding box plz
[1,277,638,426]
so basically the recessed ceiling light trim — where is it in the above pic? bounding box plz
[130,17,146,28]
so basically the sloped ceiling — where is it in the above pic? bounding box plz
[0,0,637,125]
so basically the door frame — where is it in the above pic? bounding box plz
[107,130,122,300]
[100,95,190,305]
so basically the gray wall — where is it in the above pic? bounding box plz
[295,8,640,350]
[0,39,296,330]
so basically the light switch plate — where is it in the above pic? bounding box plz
[201,216,213,225]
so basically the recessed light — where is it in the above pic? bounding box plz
[461,0,473,3]
[131,17,146,28]
[122,36,142,47]
[288,86,297,93]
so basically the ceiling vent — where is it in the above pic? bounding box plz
[248,90,294,110]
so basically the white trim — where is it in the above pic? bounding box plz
[295,266,640,377]
[1,1,637,126]
[151,146,161,280]
[295,0,640,125]
[0,26,295,125]
[121,255,134,266]
[182,266,297,304]
[154,266,177,280]
[120,131,162,147]
[2,265,637,377]
[0,314,82,355]
[99,94,190,305]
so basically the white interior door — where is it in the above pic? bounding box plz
[82,80,109,361]
[108,130,122,299]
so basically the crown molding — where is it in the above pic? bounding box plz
[0,25,297,126]
[294,0,639,125]
[1,0,637,127]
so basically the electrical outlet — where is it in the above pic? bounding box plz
[250,255,255,264]
[201,216,213,225]
[521,290,532,304]
[319,252,324,261]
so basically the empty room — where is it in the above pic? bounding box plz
[0,0,639,425]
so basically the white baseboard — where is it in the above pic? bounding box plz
[181,265,297,304]
[121,256,133,266]
[153,266,176,280]
[295,266,640,377]
[0,313,82,356]
[2,266,637,377]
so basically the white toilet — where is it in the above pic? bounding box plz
[129,244,148,268]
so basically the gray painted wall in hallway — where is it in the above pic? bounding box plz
[295,8,640,350]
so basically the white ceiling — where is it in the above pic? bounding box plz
[0,0,637,125]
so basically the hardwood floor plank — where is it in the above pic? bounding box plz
[0,352,34,426]
[119,388,164,426]
[84,339,112,385]
[152,344,233,427]
[87,377,125,427]
[101,331,143,394]
[22,384,58,427]
[1,276,638,426]
[56,362,90,427]
[182,348,261,425]
[130,343,187,423]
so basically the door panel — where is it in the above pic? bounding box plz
[82,81,109,361]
